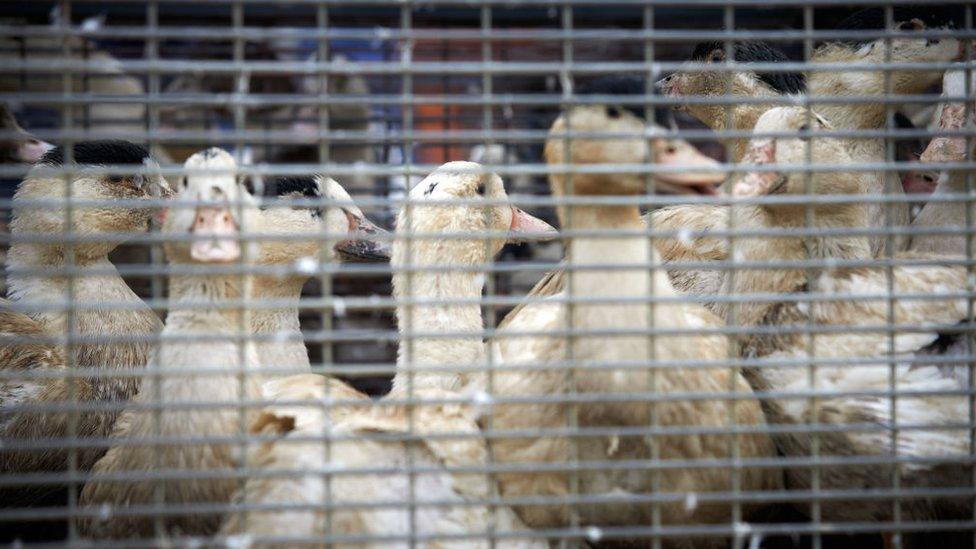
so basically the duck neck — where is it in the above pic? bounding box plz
[714,204,870,328]
[563,201,677,363]
[165,270,250,339]
[249,274,309,372]
[391,241,487,397]
[809,72,886,130]
[726,104,772,162]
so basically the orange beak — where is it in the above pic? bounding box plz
[507,207,558,242]
[651,139,726,195]
[190,206,240,262]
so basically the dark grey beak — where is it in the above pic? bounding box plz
[333,210,392,263]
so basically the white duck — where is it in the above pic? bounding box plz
[730,109,973,525]
[252,174,389,375]
[219,162,552,547]
[488,105,782,544]
[78,147,262,539]
[1,141,171,494]
[911,69,975,255]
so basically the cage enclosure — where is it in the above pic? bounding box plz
[0,1,974,548]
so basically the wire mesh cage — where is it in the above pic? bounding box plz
[0,1,974,547]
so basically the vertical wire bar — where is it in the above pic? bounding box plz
[641,6,662,549]
[147,0,166,538]
[59,0,80,541]
[231,0,251,536]
[315,3,335,542]
[317,2,335,371]
[399,5,418,547]
[559,3,582,542]
[800,5,821,548]
[145,0,164,360]
[965,7,976,548]
[882,6,902,546]
[479,4,499,546]
[720,6,738,544]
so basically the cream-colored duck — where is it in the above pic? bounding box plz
[715,107,967,361]
[219,162,552,547]
[488,105,782,544]
[729,108,973,525]
[1,141,171,490]
[661,10,963,254]
[78,148,262,540]
[911,69,975,255]
[252,175,389,375]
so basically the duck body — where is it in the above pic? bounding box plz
[78,148,262,539]
[0,142,169,503]
[220,162,547,546]
[489,106,781,543]
[723,107,974,524]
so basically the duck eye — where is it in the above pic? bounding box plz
[606,106,622,119]
[798,124,809,133]
[665,146,677,155]
[475,182,486,195]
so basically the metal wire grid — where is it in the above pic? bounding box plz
[0,1,974,547]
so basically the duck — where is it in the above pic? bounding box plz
[728,108,973,526]
[659,7,964,255]
[657,40,805,163]
[0,141,171,496]
[252,174,390,375]
[487,104,782,544]
[218,162,551,547]
[708,106,967,360]
[77,147,263,540]
[911,69,975,255]
[388,162,556,398]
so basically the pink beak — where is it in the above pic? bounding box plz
[17,137,54,163]
[902,169,939,195]
[733,139,782,197]
[508,207,557,242]
[190,206,240,262]
[920,102,970,164]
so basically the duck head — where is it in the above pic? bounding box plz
[13,140,172,260]
[163,147,256,264]
[819,6,965,96]
[733,106,869,204]
[394,161,556,266]
[656,41,805,131]
[920,70,974,166]
[0,104,53,164]
[545,104,727,198]
[256,174,390,267]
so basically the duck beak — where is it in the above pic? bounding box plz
[651,139,726,195]
[190,206,240,262]
[921,102,970,163]
[507,207,558,242]
[334,209,391,262]
[733,139,784,197]
[902,169,940,194]
[16,137,54,163]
